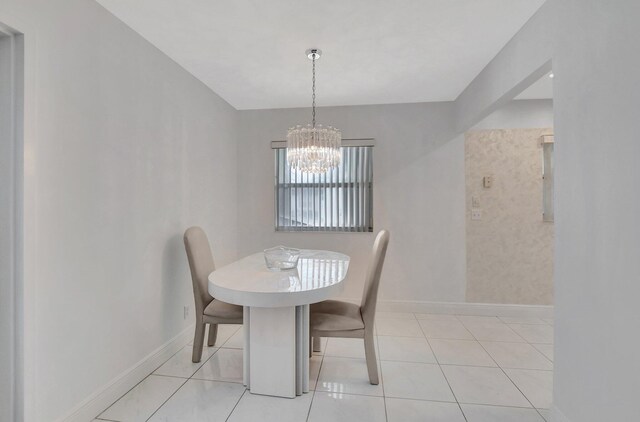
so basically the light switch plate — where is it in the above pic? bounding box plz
[472,196,480,208]
[471,208,482,220]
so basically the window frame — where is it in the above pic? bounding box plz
[272,138,375,233]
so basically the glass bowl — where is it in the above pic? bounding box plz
[264,246,301,271]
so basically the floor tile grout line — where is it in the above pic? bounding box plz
[415,313,469,422]
[377,357,442,365]
[498,319,549,326]
[97,338,213,420]
[149,340,192,376]
[423,314,553,416]
[439,313,553,418]
[421,336,537,344]
[530,343,554,364]
[315,339,386,399]
[185,345,223,380]
[313,389,387,399]
[189,377,245,385]
[534,407,550,421]
[151,373,190,380]
[376,332,389,422]
[97,319,553,421]
[375,334,424,338]
[306,339,328,422]
[454,402,549,410]
[472,331,541,411]
[312,389,540,408]
[477,340,554,368]
[96,372,157,420]
[501,366,552,410]
[143,377,190,421]
[225,387,248,422]
[188,341,244,384]
[375,313,418,322]
[457,318,529,344]
[439,362,552,371]
[382,395,459,405]
[417,317,474,341]
[505,323,554,344]
[213,325,242,349]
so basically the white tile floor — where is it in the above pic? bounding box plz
[95,313,553,422]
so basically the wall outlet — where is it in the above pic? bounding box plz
[483,175,493,188]
[471,208,482,220]
[183,306,190,320]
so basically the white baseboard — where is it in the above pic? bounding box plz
[551,405,570,422]
[339,298,554,319]
[59,325,193,422]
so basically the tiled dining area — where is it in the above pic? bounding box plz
[94,312,553,422]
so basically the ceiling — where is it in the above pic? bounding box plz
[515,72,554,100]
[96,0,545,110]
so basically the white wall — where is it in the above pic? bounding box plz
[238,103,467,303]
[237,100,553,305]
[0,30,18,422]
[454,1,556,131]
[472,99,553,130]
[454,1,640,420]
[1,0,239,420]
[552,1,640,421]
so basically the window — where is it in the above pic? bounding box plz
[274,145,373,232]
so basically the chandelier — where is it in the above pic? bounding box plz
[287,49,342,174]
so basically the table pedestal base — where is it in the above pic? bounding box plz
[243,305,309,398]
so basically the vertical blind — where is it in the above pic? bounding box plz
[275,146,373,232]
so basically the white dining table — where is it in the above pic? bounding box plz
[208,249,350,398]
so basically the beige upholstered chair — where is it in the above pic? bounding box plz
[184,226,243,363]
[310,230,390,384]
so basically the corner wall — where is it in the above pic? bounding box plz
[2,0,239,420]
[454,1,640,419]
[552,1,640,420]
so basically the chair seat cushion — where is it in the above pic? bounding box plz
[204,299,243,320]
[310,300,364,332]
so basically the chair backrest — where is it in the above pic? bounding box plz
[360,230,390,329]
[184,226,215,316]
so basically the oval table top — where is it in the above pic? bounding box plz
[208,249,350,307]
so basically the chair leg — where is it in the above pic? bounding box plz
[363,333,379,385]
[192,322,206,363]
[313,336,322,353]
[207,323,218,347]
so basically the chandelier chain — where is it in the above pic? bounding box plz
[312,56,316,128]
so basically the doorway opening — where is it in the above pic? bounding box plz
[464,70,555,306]
[462,69,555,414]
